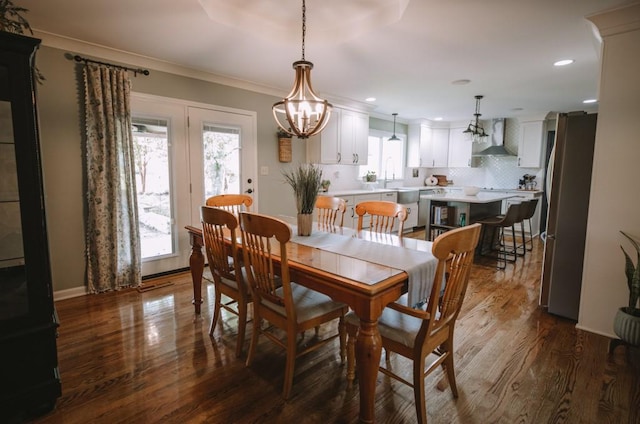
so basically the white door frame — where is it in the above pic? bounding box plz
[131,93,258,276]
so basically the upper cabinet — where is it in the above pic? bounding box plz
[448,126,475,167]
[518,119,545,168]
[307,107,369,165]
[407,123,449,168]
[431,128,450,167]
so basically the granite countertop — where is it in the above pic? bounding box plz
[323,186,543,198]
[419,191,519,204]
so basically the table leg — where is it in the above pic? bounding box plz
[188,233,205,315]
[356,319,382,423]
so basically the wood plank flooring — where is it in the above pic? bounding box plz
[32,233,640,424]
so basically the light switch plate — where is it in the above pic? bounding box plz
[260,166,269,176]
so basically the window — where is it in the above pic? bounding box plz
[132,117,174,260]
[360,130,406,181]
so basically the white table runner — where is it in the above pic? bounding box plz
[291,230,438,307]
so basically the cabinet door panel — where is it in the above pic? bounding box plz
[518,121,544,167]
[448,126,472,167]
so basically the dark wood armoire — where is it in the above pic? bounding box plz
[0,31,61,422]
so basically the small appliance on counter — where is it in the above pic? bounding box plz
[519,174,537,190]
[424,175,438,186]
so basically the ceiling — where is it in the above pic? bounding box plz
[20,0,633,123]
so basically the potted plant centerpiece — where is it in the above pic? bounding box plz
[283,163,322,236]
[613,230,640,348]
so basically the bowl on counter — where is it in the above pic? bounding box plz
[463,186,481,196]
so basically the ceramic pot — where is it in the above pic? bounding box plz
[613,307,640,346]
[297,213,313,236]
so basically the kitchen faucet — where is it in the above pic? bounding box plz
[383,156,394,188]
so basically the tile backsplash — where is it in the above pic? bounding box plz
[315,118,546,191]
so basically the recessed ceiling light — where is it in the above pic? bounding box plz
[365,97,376,102]
[554,59,574,67]
[583,99,597,104]
[433,117,443,121]
[451,79,471,85]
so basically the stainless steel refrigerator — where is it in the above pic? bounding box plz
[540,112,598,320]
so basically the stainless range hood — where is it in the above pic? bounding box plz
[472,118,515,156]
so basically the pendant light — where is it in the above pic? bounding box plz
[463,95,489,142]
[389,113,400,141]
[272,0,332,139]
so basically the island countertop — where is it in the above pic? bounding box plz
[420,191,517,204]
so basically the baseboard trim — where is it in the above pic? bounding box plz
[54,286,88,301]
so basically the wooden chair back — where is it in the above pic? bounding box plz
[315,196,346,228]
[239,211,347,399]
[238,212,293,315]
[345,223,482,424]
[200,205,252,357]
[205,194,253,218]
[201,206,239,283]
[355,200,407,236]
[425,223,482,332]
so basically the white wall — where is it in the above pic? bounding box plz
[579,3,640,337]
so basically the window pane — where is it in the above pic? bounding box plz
[361,136,380,177]
[382,136,405,180]
[202,125,240,198]
[132,118,174,259]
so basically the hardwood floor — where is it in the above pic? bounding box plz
[32,234,639,424]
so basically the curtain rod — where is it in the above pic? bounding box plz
[72,54,150,76]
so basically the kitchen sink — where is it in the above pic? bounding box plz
[394,188,419,204]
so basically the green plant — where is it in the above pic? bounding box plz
[620,230,640,317]
[0,0,45,82]
[0,0,30,34]
[282,163,322,215]
[277,128,293,138]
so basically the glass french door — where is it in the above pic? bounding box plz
[131,94,257,276]
[187,106,257,225]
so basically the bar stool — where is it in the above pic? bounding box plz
[477,202,522,269]
[519,198,539,252]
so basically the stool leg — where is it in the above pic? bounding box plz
[526,218,533,251]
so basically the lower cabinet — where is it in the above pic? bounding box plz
[341,192,398,229]
[403,202,419,231]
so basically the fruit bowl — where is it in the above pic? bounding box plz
[463,186,481,196]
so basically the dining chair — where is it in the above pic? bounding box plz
[345,223,481,424]
[239,212,348,399]
[205,193,253,218]
[315,196,346,228]
[200,206,252,357]
[355,200,408,236]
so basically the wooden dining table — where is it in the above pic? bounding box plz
[185,220,436,423]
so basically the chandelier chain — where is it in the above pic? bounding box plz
[301,0,306,60]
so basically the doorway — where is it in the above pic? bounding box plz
[131,94,257,277]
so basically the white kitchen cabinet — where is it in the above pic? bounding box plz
[447,126,473,167]
[406,123,423,167]
[404,202,419,230]
[307,107,369,165]
[342,109,369,165]
[431,128,450,167]
[517,120,544,168]
[342,192,397,229]
[407,124,449,168]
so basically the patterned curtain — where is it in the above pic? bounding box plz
[83,64,141,293]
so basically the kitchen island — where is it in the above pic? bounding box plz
[420,191,517,240]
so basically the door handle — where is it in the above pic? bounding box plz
[245,188,253,194]
[547,234,555,240]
